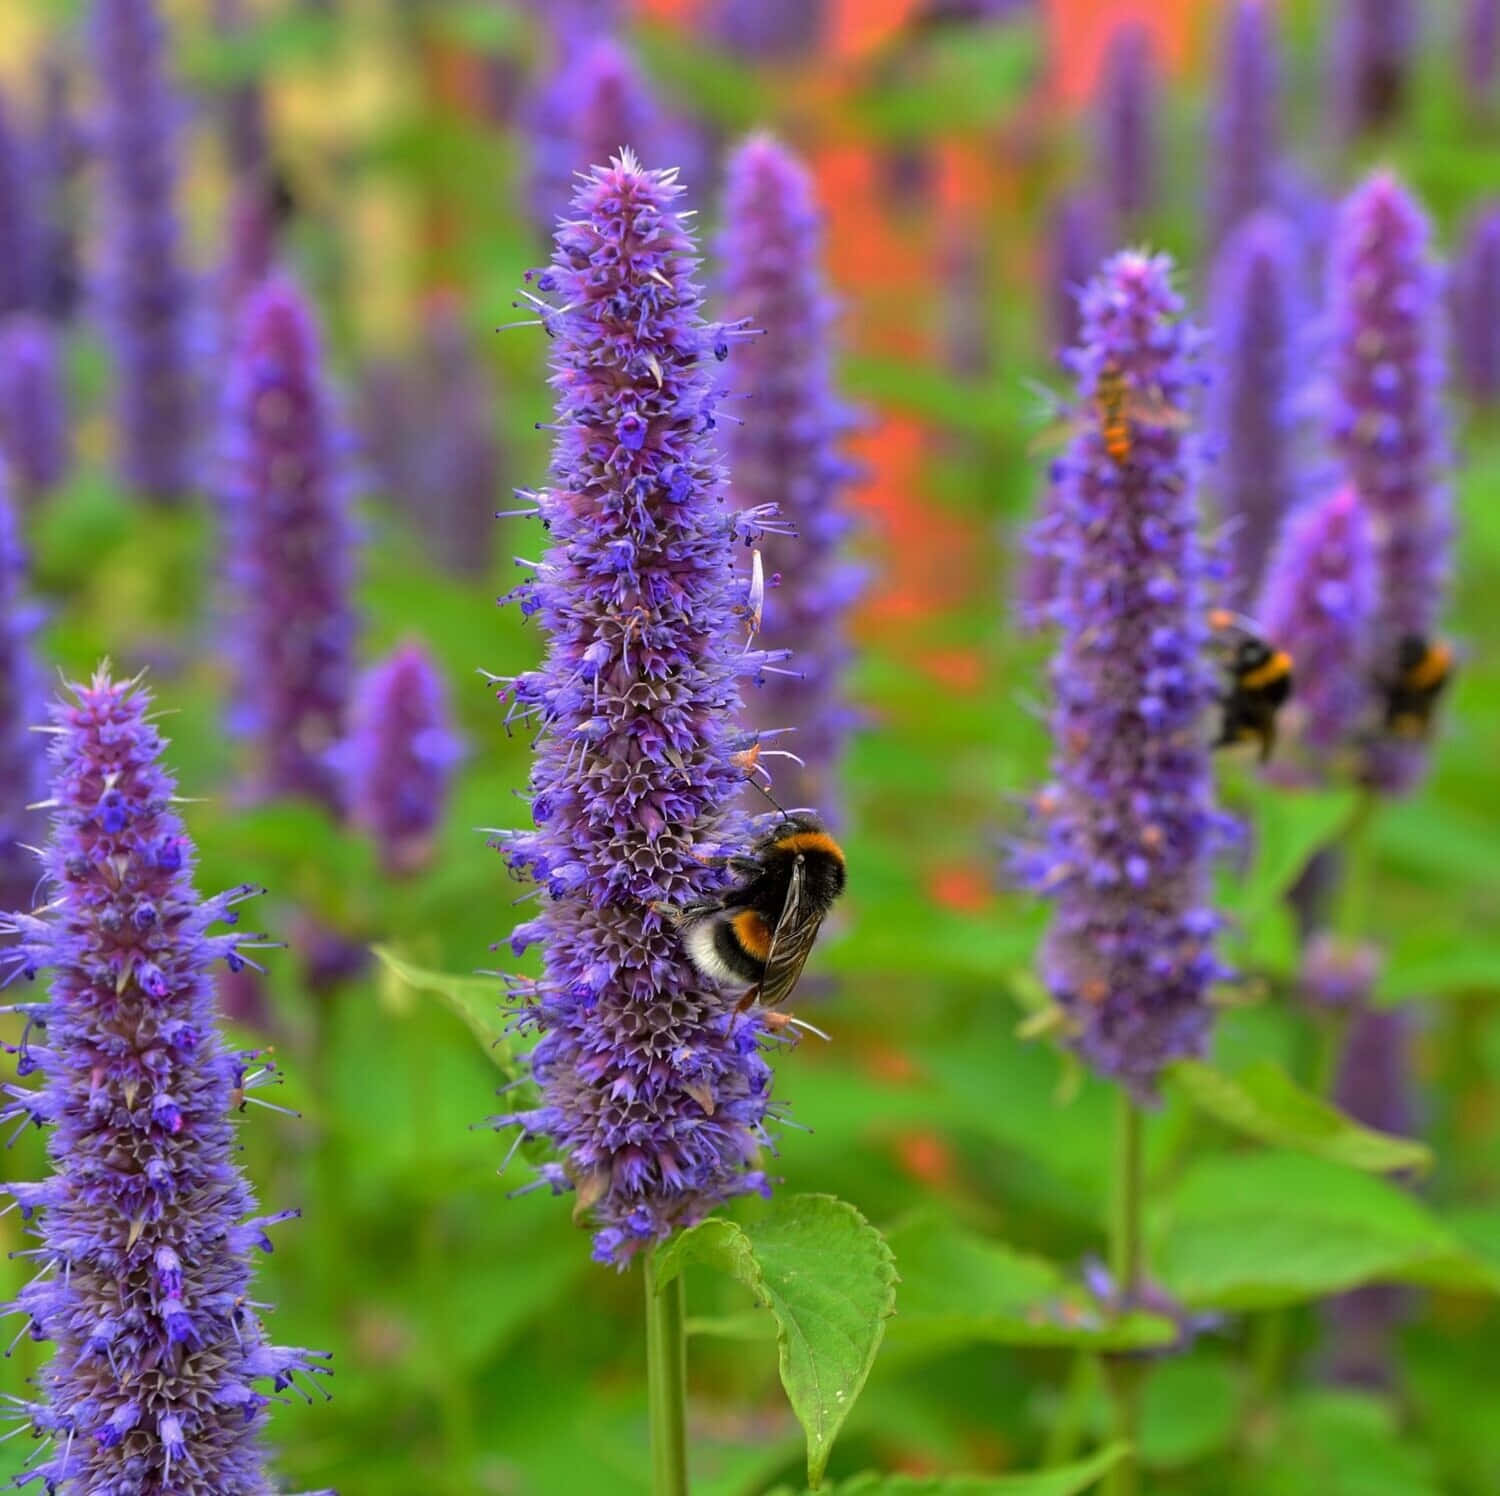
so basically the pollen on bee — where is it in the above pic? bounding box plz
[1079,978,1110,1006]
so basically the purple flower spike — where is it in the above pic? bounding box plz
[0,86,37,318]
[0,668,330,1490]
[1044,190,1106,360]
[525,38,666,240]
[1325,1002,1418,1390]
[1207,211,1305,603]
[34,51,85,323]
[1094,22,1157,229]
[415,297,505,578]
[705,0,828,59]
[718,135,860,818]
[498,152,781,1266]
[1327,171,1452,793]
[0,315,71,500]
[213,0,270,179]
[1299,931,1383,1012]
[93,0,197,505]
[1210,0,1280,248]
[1450,203,1500,404]
[1330,0,1418,142]
[0,463,45,915]
[343,642,463,877]
[1018,251,1226,1100]
[1256,487,1378,767]
[218,274,355,815]
[1464,0,1500,112]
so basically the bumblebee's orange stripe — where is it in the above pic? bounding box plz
[1241,651,1292,691]
[731,909,772,961]
[1406,643,1451,690]
[771,831,846,864]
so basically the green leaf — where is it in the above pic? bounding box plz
[1235,1391,1442,1496]
[765,1443,1129,1496]
[653,1194,897,1488]
[370,945,522,1079]
[1139,1354,1238,1469]
[885,1214,1178,1354]
[1169,1059,1432,1175]
[1222,785,1357,925]
[1155,1153,1500,1309]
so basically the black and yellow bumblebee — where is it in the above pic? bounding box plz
[658,813,846,1038]
[1380,633,1454,740]
[1209,612,1294,763]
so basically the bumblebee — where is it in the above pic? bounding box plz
[1212,627,1294,763]
[658,813,846,1037]
[1380,633,1453,739]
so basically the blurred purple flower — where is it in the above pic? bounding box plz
[1325,1003,1418,1391]
[1327,172,1452,793]
[0,463,44,916]
[1207,211,1305,603]
[218,175,283,346]
[1093,22,1157,230]
[412,297,505,578]
[92,0,197,504]
[719,135,860,818]
[1450,203,1500,404]
[1210,0,1280,249]
[704,0,827,58]
[342,641,463,877]
[0,668,330,1489]
[356,357,415,507]
[218,274,355,815]
[1299,931,1383,1012]
[1082,1256,1224,1356]
[1463,0,1500,112]
[0,315,71,500]
[213,0,270,179]
[1017,251,1226,1099]
[525,37,666,240]
[0,85,37,318]
[1256,487,1378,765]
[1044,191,1107,361]
[34,52,84,322]
[495,152,780,1266]
[1330,0,1418,141]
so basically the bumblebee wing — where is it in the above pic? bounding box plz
[758,859,823,1009]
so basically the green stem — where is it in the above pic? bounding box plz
[1333,790,1379,941]
[1104,1090,1145,1496]
[1043,1350,1097,1468]
[644,1249,690,1496]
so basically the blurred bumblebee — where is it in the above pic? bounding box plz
[655,813,846,1038]
[1209,611,1294,763]
[1379,633,1454,739]
[1030,362,1189,467]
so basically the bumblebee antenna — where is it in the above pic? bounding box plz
[751,779,789,821]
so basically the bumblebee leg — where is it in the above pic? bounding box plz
[763,1010,832,1043]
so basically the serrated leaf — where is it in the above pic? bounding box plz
[764,1442,1129,1496]
[885,1214,1178,1354]
[1156,1153,1500,1310]
[653,1194,897,1488]
[1170,1059,1432,1174]
[370,945,522,1079]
